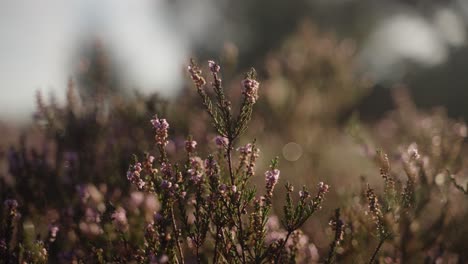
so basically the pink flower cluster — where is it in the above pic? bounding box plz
[188,64,206,87]
[188,157,204,184]
[265,169,280,200]
[215,136,228,148]
[317,182,329,194]
[208,60,220,73]
[237,143,253,155]
[151,115,169,147]
[111,207,129,232]
[204,157,217,178]
[242,78,260,104]
[160,162,172,178]
[4,199,18,210]
[312,182,330,210]
[127,163,145,190]
[237,143,260,176]
[49,224,60,242]
[185,139,197,153]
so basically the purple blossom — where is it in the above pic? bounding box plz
[265,169,280,200]
[241,78,260,104]
[218,184,228,194]
[208,60,220,73]
[299,190,310,199]
[160,180,172,190]
[317,182,330,193]
[237,143,253,155]
[188,157,204,184]
[185,139,197,153]
[127,163,146,190]
[204,157,218,177]
[215,136,228,147]
[312,182,330,210]
[4,199,18,210]
[151,115,170,146]
[265,169,280,186]
[154,212,163,223]
[188,64,206,87]
[161,162,172,177]
[49,224,60,242]
[111,207,128,232]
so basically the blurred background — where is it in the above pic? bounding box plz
[1,0,468,122]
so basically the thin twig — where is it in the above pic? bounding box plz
[171,206,185,264]
[368,235,389,264]
[273,230,293,263]
[227,140,247,263]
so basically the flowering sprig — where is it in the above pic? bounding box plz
[271,181,329,262]
[151,115,170,147]
[366,184,391,263]
[185,136,197,155]
[264,160,280,204]
[121,59,331,263]
[376,150,397,208]
[282,182,330,233]
[188,59,259,142]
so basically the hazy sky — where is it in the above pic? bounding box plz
[0,0,467,122]
[0,0,221,122]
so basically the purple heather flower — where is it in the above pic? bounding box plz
[208,60,221,73]
[49,224,60,242]
[188,157,204,184]
[185,139,197,153]
[215,136,228,147]
[241,78,260,104]
[237,143,253,155]
[299,190,310,199]
[154,212,163,223]
[111,207,128,232]
[160,162,172,177]
[151,115,170,146]
[265,169,280,186]
[317,182,330,193]
[160,180,172,190]
[188,64,206,87]
[127,163,146,190]
[265,169,280,200]
[218,184,228,194]
[4,199,18,210]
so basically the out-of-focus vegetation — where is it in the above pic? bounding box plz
[1,20,467,263]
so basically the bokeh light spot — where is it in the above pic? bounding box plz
[282,142,303,161]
